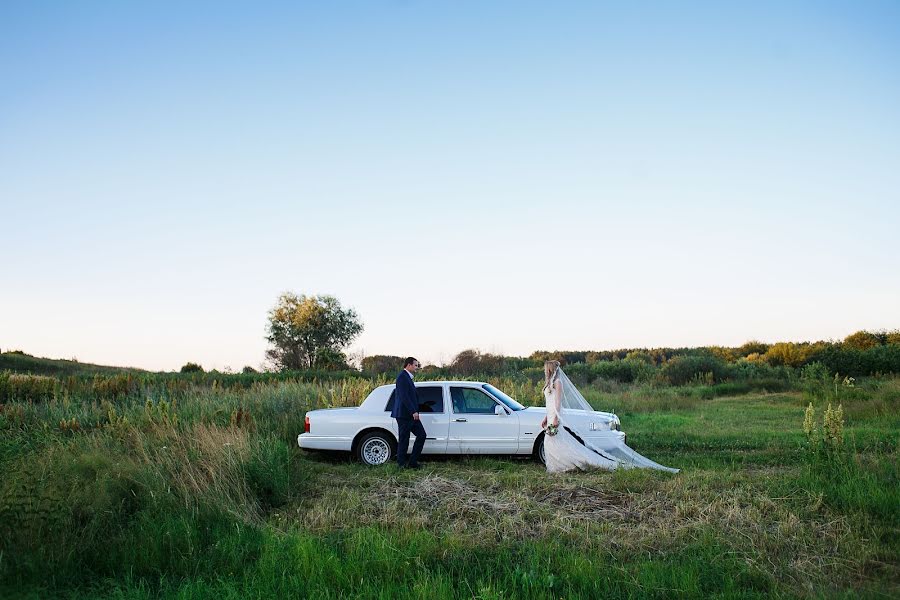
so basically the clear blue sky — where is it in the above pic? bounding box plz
[2,1,899,371]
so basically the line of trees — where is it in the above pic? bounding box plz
[255,290,898,380]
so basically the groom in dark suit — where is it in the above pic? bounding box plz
[391,356,426,468]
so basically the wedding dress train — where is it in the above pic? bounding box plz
[543,367,679,474]
[543,386,618,473]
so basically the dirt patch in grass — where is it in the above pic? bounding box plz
[533,483,654,522]
[386,474,518,516]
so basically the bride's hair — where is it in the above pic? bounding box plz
[543,360,561,392]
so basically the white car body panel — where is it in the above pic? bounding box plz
[297,381,624,457]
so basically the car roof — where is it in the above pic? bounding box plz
[376,380,490,388]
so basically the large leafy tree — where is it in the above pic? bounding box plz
[265,293,363,371]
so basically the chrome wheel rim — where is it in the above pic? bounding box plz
[539,440,546,464]
[362,438,390,465]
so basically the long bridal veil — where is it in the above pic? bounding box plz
[556,366,680,473]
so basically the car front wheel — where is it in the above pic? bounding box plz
[534,435,546,465]
[356,431,395,466]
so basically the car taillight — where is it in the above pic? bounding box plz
[304,415,310,433]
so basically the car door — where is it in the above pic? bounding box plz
[414,384,449,454]
[448,385,519,454]
[384,384,449,454]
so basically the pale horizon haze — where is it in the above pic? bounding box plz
[2,1,899,372]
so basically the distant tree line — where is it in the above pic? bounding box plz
[3,328,899,405]
[210,291,900,382]
[7,285,898,389]
[290,328,900,382]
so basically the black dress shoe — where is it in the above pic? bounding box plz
[407,463,422,469]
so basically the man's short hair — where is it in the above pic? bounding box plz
[404,357,418,368]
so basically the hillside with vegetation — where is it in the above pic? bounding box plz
[0,350,148,377]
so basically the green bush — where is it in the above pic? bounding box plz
[816,343,900,377]
[728,359,785,380]
[763,342,825,368]
[659,355,728,386]
[361,354,405,375]
[590,359,656,383]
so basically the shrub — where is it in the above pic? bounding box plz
[736,340,769,357]
[864,343,900,374]
[843,330,881,350]
[361,355,404,375]
[815,343,900,377]
[624,351,654,364]
[589,359,655,384]
[706,346,738,362]
[801,361,831,381]
[729,359,782,380]
[659,355,728,385]
[181,362,204,373]
[449,349,507,376]
[799,361,831,398]
[763,342,823,368]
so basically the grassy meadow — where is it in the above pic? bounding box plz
[0,355,897,598]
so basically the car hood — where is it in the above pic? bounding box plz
[522,406,618,421]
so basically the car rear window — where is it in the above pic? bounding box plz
[384,386,444,413]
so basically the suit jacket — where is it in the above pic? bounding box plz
[391,370,419,419]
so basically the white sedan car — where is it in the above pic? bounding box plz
[297,380,625,466]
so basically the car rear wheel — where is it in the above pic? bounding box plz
[356,431,395,466]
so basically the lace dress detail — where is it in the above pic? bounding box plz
[543,386,617,473]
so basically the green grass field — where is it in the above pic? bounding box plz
[1,374,897,599]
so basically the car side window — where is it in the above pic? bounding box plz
[384,386,444,413]
[450,387,499,414]
[415,387,444,413]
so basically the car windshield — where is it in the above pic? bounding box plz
[482,384,526,411]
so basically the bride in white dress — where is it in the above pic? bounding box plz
[540,360,618,473]
[539,360,679,474]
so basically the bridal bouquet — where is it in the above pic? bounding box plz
[546,423,559,436]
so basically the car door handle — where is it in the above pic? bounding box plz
[455,418,467,422]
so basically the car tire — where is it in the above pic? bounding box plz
[534,434,546,465]
[356,431,395,466]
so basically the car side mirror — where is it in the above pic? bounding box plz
[494,405,507,416]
